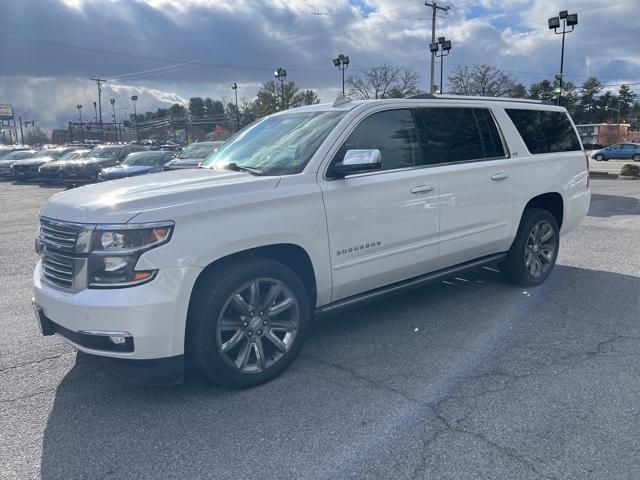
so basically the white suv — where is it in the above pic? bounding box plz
[33,95,591,387]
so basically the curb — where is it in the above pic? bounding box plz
[589,171,619,179]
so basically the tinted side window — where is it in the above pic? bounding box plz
[336,109,421,171]
[414,108,503,164]
[505,109,581,154]
[474,109,506,159]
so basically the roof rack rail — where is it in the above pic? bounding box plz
[408,93,544,104]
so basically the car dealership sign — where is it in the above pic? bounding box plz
[0,104,13,119]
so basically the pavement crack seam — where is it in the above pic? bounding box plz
[0,352,74,374]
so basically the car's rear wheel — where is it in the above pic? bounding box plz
[595,154,604,161]
[501,208,559,287]
[633,154,640,162]
[187,258,310,388]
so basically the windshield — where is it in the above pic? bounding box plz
[32,150,62,159]
[178,143,219,159]
[202,111,346,175]
[87,146,122,158]
[3,151,34,160]
[60,150,88,160]
[121,152,166,166]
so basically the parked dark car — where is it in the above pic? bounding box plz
[97,150,175,181]
[0,146,31,159]
[12,147,77,181]
[162,141,223,170]
[60,144,148,184]
[38,149,92,184]
[0,150,37,178]
[591,143,640,161]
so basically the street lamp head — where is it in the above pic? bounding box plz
[232,82,237,89]
[110,98,115,105]
[93,101,97,107]
[438,36,446,44]
[333,57,341,67]
[548,16,560,29]
[559,10,568,19]
[342,55,350,65]
[274,67,286,79]
[77,104,82,110]
[131,95,138,102]
[443,40,452,51]
[566,13,578,26]
[429,42,439,53]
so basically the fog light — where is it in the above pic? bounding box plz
[109,335,127,345]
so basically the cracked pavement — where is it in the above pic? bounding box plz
[1,179,639,479]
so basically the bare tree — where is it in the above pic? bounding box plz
[448,64,517,97]
[346,64,420,100]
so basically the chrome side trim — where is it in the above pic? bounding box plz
[315,253,507,318]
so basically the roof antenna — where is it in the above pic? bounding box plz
[332,94,352,107]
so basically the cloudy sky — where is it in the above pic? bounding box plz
[1,0,639,129]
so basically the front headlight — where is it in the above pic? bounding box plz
[88,222,173,288]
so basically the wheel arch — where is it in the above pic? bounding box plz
[188,243,318,317]
[523,192,564,229]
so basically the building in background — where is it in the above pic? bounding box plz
[576,123,639,149]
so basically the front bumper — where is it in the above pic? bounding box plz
[33,261,202,381]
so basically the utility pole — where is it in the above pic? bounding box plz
[232,83,240,132]
[425,2,449,94]
[19,115,24,144]
[90,78,107,141]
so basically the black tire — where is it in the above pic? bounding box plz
[187,257,311,388]
[595,154,604,161]
[633,154,640,162]
[501,208,559,287]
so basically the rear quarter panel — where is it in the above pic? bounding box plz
[492,106,589,240]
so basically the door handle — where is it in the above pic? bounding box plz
[410,185,434,194]
[490,172,509,181]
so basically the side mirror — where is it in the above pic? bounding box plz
[330,149,382,178]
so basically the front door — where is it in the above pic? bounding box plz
[319,109,440,301]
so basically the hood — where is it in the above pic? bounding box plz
[0,159,17,167]
[100,165,159,178]
[40,168,280,224]
[14,157,55,166]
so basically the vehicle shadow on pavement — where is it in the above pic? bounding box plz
[588,193,640,218]
[39,265,640,479]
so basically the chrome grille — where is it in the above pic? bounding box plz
[40,220,79,251]
[42,251,74,289]
[39,218,92,291]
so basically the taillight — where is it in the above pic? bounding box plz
[584,150,590,187]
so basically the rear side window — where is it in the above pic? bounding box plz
[505,109,581,154]
[414,108,506,164]
[336,109,421,171]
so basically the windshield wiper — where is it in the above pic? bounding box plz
[224,162,264,176]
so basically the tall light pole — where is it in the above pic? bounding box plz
[274,67,287,111]
[110,98,119,143]
[430,36,452,94]
[231,82,240,132]
[548,10,578,106]
[77,104,84,142]
[425,2,449,93]
[130,95,140,144]
[332,54,350,95]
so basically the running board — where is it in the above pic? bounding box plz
[314,253,506,318]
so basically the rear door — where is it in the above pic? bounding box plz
[414,106,514,268]
[319,108,440,301]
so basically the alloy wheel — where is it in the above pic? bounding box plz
[216,278,299,374]
[524,220,556,278]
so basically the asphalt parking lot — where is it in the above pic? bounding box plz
[1,179,639,480]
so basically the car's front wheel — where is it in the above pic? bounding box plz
[187,258,311,388]
[501,208,559,287]
[594,154,605,161]
[633,154,640,162]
